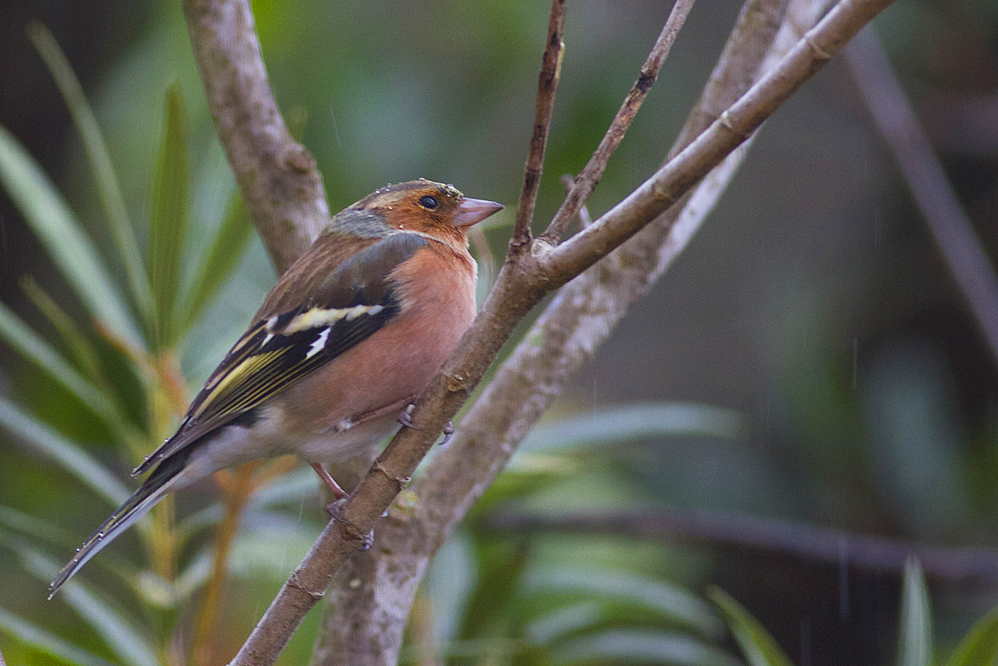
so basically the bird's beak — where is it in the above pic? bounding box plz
[453,197,504,227]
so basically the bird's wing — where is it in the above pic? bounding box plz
[132,229,429,477]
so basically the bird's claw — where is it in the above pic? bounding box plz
[326,502,374,551]
[397,404,422,430]
[439,421,454,446]
[326,498,350,520]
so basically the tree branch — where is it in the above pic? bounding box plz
[485,509,998,582]
[544,0,892,281]
[511,0,567,249]
[310,1,797,662]
[845,27,998,367]
[225,0,896,663]
[184,0,329,275]
[540,0,698,244]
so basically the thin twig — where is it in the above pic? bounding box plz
[543,0,893,282]
[512,0,567,250]
[485,509,998,582]
[845,28,998,366]
[540,0,698,244]
[559,174,592,228]
[184,0,329,274]
[228,1,897,663]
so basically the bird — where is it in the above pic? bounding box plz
[49,179,503,598]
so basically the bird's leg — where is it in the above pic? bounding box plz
[311,462,348,501]
[337,396,418,432]
[311,468,375,550]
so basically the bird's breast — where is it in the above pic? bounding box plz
[277,243,477,451]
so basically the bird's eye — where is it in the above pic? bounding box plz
[418,195,439,210]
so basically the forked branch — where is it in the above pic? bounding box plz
[210,0,897,663]
[540,0,698,244]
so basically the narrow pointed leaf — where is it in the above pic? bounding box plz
[521,403,748,452]
[526,567,723,638]
[0,301,124,430]
[0,505,73,545]
[710,587,794,666]
[182,189,252,331]
[19,548,158,666]
[898,558,933,666]
[27,21,153,325]
[0,607,115,666]
[0,395,129,505]
[527,602,603,644]
[944,606,998,666]
[555,629,742,666]
[0,124,140,345]
[20,275,104,384]
[148,82,189,349]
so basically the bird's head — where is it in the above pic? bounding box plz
[350,179,503,248]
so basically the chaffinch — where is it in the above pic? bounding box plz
[49,179,503,597]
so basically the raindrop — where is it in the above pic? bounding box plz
[329,107,342,148]
[800,618,811,666]
[839,536,849,619]
[852,337,859,390]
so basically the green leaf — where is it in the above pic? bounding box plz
[181,189,253,331]
[555,629,742,666]
[148,82,190,349]
[0,394,129,506]
[526,567,723,638]
[27,21,154,327]
[0,123,141,346]
[526,601,603,644]
[0,300,126,432]
[399,638,523,662]
[0,504,73,545]
[20,275,105,385]
[709,587,794,666]
[19,548,158,666]
[0,606,115,666]
[944,606,998,666]
[898,558,933,666]
[520,403,748,452]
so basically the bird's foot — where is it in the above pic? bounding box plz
[439,421,454,446]
[324,501,374,551]
[397,404,422,430]
[326,498,349,520]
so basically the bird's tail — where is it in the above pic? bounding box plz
[48,456,186,598]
